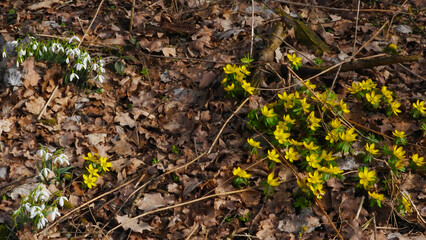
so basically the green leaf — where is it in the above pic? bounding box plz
[114,61,125,75]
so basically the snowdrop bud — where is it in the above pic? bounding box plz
[57,196,68,207]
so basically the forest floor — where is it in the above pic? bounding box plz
[0,0,425,239]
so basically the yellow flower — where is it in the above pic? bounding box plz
[305,80,316,90]
[268,149,281,163]
[358,168,376,188]
[381,86,393,101]
[287,53,302,66]
[239,65,251,75]
[303,141,319,151]
[401,193,412,213]
[261,105,277,118]
[247,138,262,149]
[340,100,350,113]
[339,128,357,142]
[320,150,337,161]
[307,112,321,131]
[413,100,426,115]
[319,165,343,175]
[331,119,342,129]
[309,183,325,199]
[83,153,99,162]
[100,157,111,172]
[366,91,381,105]
[392,130,407,139]
[274,128,291,144]
[307,170,323,185]
[325,129,339,144]
[289,139,303,146]
[395,159,405,170]
[83,174,97,189]
[278,91,294,101]
[390,101,401,116]
[86,164,100,177]
[241,80,254,95]
[221,77,227,84]
[368,191,385,201]
[224,83,235,92]
[300,98,311,113]
[283,114,296,125]
[393,146,406,160]
[233,167,252,179]
[411,153,424,167]
[388,43,397,50]
[365,143,379,155]
[223,64,238,74]
[285,147,299,162]
[348,82,363,94]
[306,153,321,168]
[360,79,377,91]
[267,172,280,187]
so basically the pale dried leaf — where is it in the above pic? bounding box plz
[115,215,152,233]
[24,96,46,115]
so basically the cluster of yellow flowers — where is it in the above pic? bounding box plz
[222,64,254,95]
[82,153,111,189]
[349,79,401,116]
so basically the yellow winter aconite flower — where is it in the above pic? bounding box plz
[278,91,294,101]
[224,83,235,92]
[287,53,302,66]
[331,119,342,129]
[413,100,426,115]
[358,168,376,188]
[366,91,381,105]
[267,172,280,187]
[306,153,321,168]
[305,80,316,90]
[401,193,412,213]
[285,147,299,162]
[340,100,350,113]
[274,128,291,144]
[393,146,406,160]
[348,82,363,94]
[83,174,97,189]
[392,130,407,139]
[319,165,343,174]
[395,159,405,171]
[268,149,281,163]
[307,111,321,131]
[239,65,251,75]
[360,79,377,91]
[325,129,339,144]
[339,128,357,142]
[411,154,424,167]
[83,153,99,162]
[309,183,325,199]
[303,141,319,151]
[100,157,111,172]
[365,143,379,155]
[221,77,227,84]
[283,114,296,125]
[86,164,100,177]
[307,170,323,185]
[261,105,277,118]
[320,150,336,161]
[233,167,252,179]
[381,86,393,101]
[289,139,303,146]
[390,101,401,116]
[368,191,385,201]
[300,98,311,113]
[247,138,262,149]
[241,80,254,95]
[388,43,397,50]
[223,64,238,74]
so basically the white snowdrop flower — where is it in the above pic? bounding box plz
[32,42,38,50]
[42,45,48,52]
[24,202,32,212]
[74,62,84,71]
[11,41,18,47]
[35,188,50,202]
[95,74,104,83]
[53,154,69,165]
[49,45,55,53]
[99,59,104,66]
[30,206,42,219]
[37,216,48,229]
[66,48,74,58]
[29,52,33,57]
[100,67,105,73]
[57,196,68,207]
[2,50,6,58]
[18,49,26,57]
[74,48,81,57]
[16,61,19,67]
[38,50,42,56]
[57,45,64,53]
[66,58,69,64]
[39,168,51,179]
[68,35,81,43]
[13,207,21,215]
[92,63,99,71]
[70,72,79,82]
[50,207,60,221]
[37,149,47,158]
